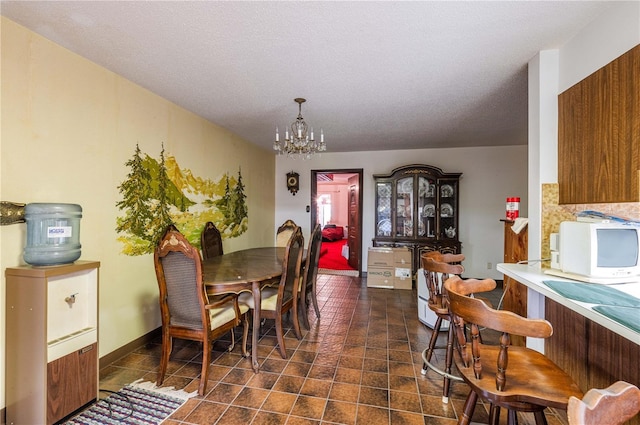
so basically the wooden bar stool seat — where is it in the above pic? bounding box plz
[445,275,583,425]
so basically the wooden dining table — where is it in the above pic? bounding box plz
[202,246,289,372]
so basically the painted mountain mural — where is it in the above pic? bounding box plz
[116,144,247,255]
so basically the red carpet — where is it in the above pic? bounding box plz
[318,239,355,270]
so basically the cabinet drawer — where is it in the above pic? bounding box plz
[47,343,98,424]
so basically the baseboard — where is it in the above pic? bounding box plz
[99,327,161,370]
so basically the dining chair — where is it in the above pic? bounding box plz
[299,223,322,329]
[567,381,640,425]
[420,253,466,403]
[276,219,298,247]
[154,228,249,396]
[444,275,583,425]
[200,221,223,259]
[240,226,304,358]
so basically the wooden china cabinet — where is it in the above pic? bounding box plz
[373,164,462,279]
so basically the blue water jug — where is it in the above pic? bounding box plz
[23,203,82,266]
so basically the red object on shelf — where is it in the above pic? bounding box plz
[506,197,520,220]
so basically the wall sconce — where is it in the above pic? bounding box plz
[287,172,299,195]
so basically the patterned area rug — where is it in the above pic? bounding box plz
[64,380,195,425]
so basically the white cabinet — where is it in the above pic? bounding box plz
[5,261,100,425]
[416,268,449,330]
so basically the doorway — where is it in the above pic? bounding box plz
[310,169,363,276]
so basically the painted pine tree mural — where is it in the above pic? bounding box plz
[233,168,248,225]
[148,145,173,245]
[116,145,248,255]
[115,144,155,254]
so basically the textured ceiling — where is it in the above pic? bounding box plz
[1,1,619,153]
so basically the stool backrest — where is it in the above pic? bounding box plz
[421,255,464,310]
[568,381,640,425]
[444,275,553,391]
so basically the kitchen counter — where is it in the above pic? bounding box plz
[498,262,639,404]
[497,263,640,344]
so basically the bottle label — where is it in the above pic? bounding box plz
[47,226,72,238]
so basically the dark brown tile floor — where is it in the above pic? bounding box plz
[99,274,570,425]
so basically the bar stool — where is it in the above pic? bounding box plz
[445,275,583,425]
[420,253,465,403]
[568,381,640,425]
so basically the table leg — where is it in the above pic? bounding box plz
[251,282,261,373]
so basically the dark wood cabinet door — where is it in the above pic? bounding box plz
[47,343,98,424]
[558,44,639,204]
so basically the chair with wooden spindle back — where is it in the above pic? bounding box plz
[444,275,583,425]
[420,253,465,403]
[567,381,640,425]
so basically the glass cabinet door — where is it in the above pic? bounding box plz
[375,182,392,237]
[417,176,436,238]
[439,180,457,240]
[396,177,413,237]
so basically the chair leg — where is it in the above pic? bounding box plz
[507,409,518,425]
[300,290,311,330]
[459,391,478,425]
[421,316,442,375]
[227,328,236,352]
[199,338,211,396]
[489,405,501,425]
[442,324,456,403]
[310,284,321,319]
[533,410,548,425]
[275,312,288,359]
[291,298,302,340]
[241,313,249,357]
[157,332,172,386]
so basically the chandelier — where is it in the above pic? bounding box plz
[273,98,326,159]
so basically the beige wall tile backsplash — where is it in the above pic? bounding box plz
[541,184,640,264]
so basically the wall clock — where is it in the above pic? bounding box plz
[287,172,299,195]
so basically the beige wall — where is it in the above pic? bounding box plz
[0,17,276,409]
[276,145,529,281]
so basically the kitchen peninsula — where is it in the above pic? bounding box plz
[499,262,639,421]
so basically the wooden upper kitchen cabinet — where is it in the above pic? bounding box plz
[558,44,639,204]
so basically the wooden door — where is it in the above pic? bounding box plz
[310,169,363,274]
[348,177,360,270]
